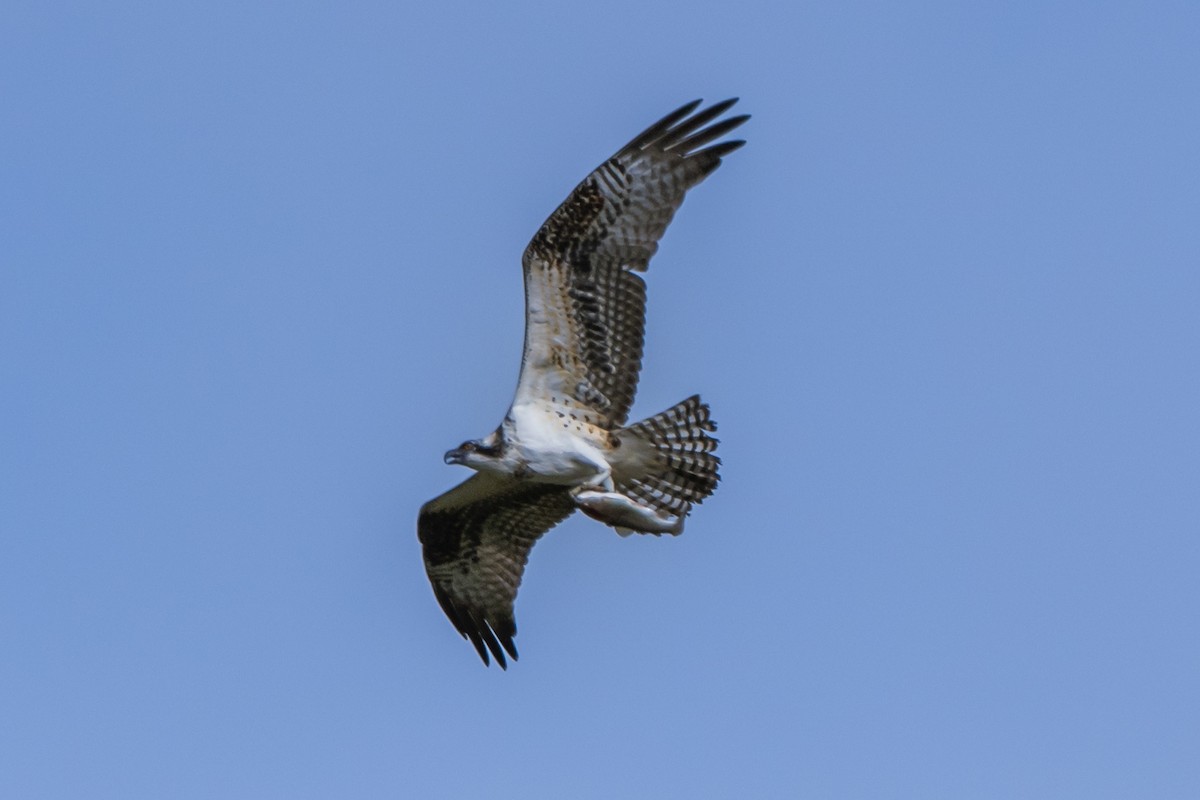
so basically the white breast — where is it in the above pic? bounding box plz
[507,402,611,484]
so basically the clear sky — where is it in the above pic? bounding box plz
[3,2,1198,797]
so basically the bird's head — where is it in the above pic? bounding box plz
[444,431,504,469]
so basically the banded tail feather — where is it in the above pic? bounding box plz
[615,395,721,531]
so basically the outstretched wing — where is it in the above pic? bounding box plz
[418,473,576,668]
[515,99,749,428]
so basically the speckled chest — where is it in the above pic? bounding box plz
[504,401,614,483]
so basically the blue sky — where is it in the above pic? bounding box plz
[3,2,1198,797]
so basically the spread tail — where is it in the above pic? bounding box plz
[613,395,720,532]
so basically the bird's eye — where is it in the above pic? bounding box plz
[461,441,476,452]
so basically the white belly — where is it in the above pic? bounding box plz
[507,402,611,484]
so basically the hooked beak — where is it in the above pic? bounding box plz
[444,448,466,466]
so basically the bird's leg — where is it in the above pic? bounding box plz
[568,464,614,496]
[593,468,615,493]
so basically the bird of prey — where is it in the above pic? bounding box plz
[418,99,748,668]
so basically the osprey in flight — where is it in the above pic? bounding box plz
[419,99,748,667]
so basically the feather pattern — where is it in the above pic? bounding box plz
[418,474,575,668]
[515,99,748,427]
[617,395,721,521]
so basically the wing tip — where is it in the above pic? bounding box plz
[629,98,750,157]
[624,99,704,151]
[706,138,748,157]
[450,603,519,670]
[470,623,519,670]
[693,138,748,177]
